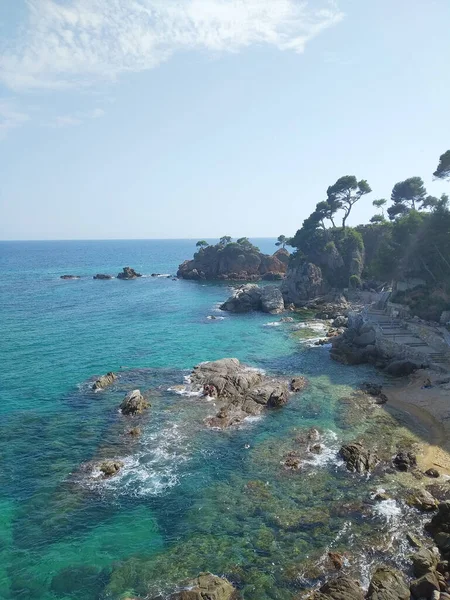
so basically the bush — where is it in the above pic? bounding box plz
[349,275,361,289]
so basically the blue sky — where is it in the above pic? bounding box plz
[1,0,449,240]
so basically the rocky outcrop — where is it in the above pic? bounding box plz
[169,573,237,600]
[308,576,364,600]
[427,501,450,557]
[99,460,124,477]
[220,284,284,314]
[92,372,117,391]
[330,318,380,366]
[93,273,113,280]
[281,262,327,305]
[393,451,417,472]
[384,360,420,377]
[120,390,149,415]
[189,358,295,428]
[366,566,410,600]
[177,243,287,281]
[60,275,80,279]
[117,267,142,280]
[339,442,378,473]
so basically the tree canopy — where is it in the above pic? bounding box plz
[275,235,288,248]
[195,240,209,249]
[433,150,450,181]
[388,177,427,219]
[326,176,372,228]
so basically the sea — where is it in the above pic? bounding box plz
[0,239,428,600]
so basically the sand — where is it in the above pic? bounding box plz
[384,369,450,475]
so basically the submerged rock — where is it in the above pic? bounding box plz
[117,267,142,280]
[189,358,293,428]
[92,372,117,391]
[93,273,113,279]
[120,390,149,415]
[339,442,378,473]
[60,274,80,279]
[169,572,237,600]
[366,566,410,600]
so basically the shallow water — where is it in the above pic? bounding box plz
[0,240,427,599]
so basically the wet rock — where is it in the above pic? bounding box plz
[385,360,420,377]
[280,316,295,323]
[406,533,423,548]
[353,329,376,347]
[117,267,142,280]
[93,273,113,279]
[120,390,149,415]
[220,284,262,313]
[332,315,348,328]
[339,442,378,473]
[314,575,364,600]
[327,552,344,570]
[310,444,323,454]
[284,451,302,470]
[367,566,410,600]
[410,572,440,599]
[169,572,237,600]
[128,427,141,436]
[260,285,285,314]
[92,372,117,391]
[411,547,439,577]
[99,460,124,477]
[393,451,417,472]
[406,489,439,512]
[360,382,388,404]
[426,468,440,478]
[60,274,80,279]
[291,377,308,392]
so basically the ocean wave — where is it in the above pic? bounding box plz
[264,321,281,327]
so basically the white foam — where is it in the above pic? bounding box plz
[303,430,343,469]
[264,321,281,327]
[372,498,402,522]
[294,321,328,332]
[207,315,225,320]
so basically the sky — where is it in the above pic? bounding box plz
[0,0,449,241]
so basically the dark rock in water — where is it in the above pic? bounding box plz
[410,572,440,599]
[327,552,344,570]
[189,358,293,428]
[99,460,124,477]
[92,372,117,391]
[93,273,113,279]
[310,444,323,455]
[60,274,80,279]
[366,566,409,600]
[360,382,388,404]
[168,572,237,600]
[393,451,417,472]
[411,547,439,577]
[290,377,308,392]
[117,266,142,280]
[314,575,364,600]
[220,284,262,313]
[406,489,438,511]
[261,285,285,314]
[385,360,420,377]
[427,501,450,555]
[128,427,141,436]
[120,390,149,415]
[425,468,440,478]
[284,451,302,470]
[339,442,378,473]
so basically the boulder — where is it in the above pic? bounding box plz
[315,575,364,600]
[281,262,327,305]
[393,451,417,472]
[366,566,409,600]
[425,468,440,478]
[339,442,378,473]
[220,284,262,313]
[99,460,124,477]
[120,390,149,415]
[128,427,141,436]
[385,360,420,377]
[406,489,438,512]
[93,273,113,279]
[332,316,348,328]
[353,328,376,347]
[189,358,293,427]
[169,573,237,600]
[410,572,440,599]
[411,548,439,577]
[260,286,285,314]
[117,267,142,280]
[92,372,117,391]
[290,377,308,392]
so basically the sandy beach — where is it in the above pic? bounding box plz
[384,369,450,475]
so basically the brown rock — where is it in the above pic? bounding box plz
[170,572,237,600]
[99,460,124,477]
[92,372,117,391]
[120,390,149,415]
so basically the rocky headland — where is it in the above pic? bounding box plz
[177,238,289,281]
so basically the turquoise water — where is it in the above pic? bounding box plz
[0,240,423,600]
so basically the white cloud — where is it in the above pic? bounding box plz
[48,107,106,127]
[0,0,344,91]
[0,101,30,139]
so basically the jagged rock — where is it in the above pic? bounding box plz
[99,460,124,477]
[366,566,410,600]
[425,468,440,478]
[327,552,344,570]
[120,390,149,415]
[92,372,117,391]
[353,328,376,347]
[410,572,440,599]
[93,273,113,279]
[128,427,141,436]
[189,358,292,427]
[169,572,237,600]
[411,548,439,577]
[339,442,378,473]
[260,286,285,314]
[117,267,142,280]
[332,316,348,328]
[290,377,308,392]
[281,262,327,305]
[393,451,417,472]
[406,489,438,512]
[385,360,420,377]
[220,284,262,313]
[284,451,301,470]
[60,275,80,279]
[313,575,364,600]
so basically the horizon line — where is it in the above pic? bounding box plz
[0,236,279,243]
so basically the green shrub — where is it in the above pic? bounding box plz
[349,275,361,289]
